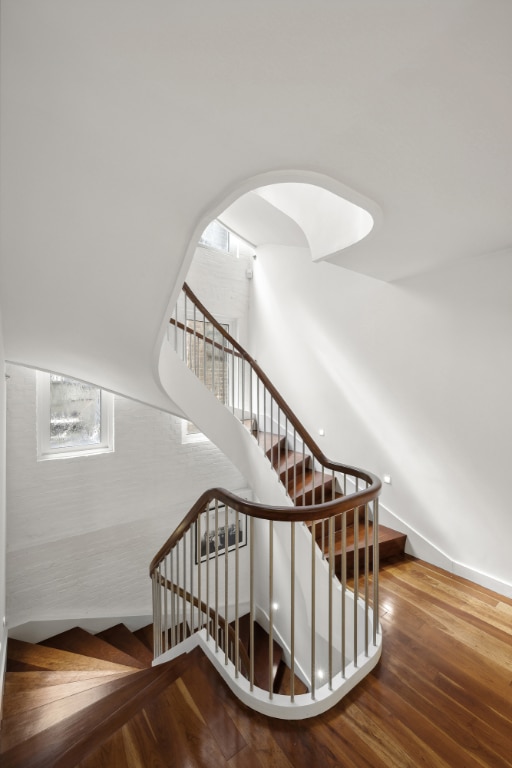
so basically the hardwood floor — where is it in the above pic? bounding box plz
[78,555,512,767]
[1,556,510,766]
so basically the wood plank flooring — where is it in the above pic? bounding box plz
[77,555,512,767]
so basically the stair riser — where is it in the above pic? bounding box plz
[279,459,311,488]
[293,481,335,506]
[332,537,407,577]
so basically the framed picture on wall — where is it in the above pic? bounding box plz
[195,503,247,564]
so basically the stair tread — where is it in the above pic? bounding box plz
[292,470,335,505]
[5,659,48,673]
[40,626,146,669]
[331,522,406,555]
[3,671,136,719]
[275,450,310,475]
[4,669,135,690]
[7,637,138,673]
[0,669,150,753]
[96,623,153,667]
[234,615,283,693]
[257,432,286,456]
[133,624,154,653]
[0,647,204,768]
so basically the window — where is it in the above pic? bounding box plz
[182,320,230,442]
[199,220,230,252]
[186,320,230,404]
[37,372,114,460]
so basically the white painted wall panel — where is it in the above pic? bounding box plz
[6,364,246,628]
[0,307,7,695]
[249,245,512,595]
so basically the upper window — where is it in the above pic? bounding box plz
[199,220,230,252]
[182,320,230,443]
[37,372,114,460]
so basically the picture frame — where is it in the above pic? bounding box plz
[195,503,247,564]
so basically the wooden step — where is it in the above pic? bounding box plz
[253,621,283,692]
[0,648,203,768]
[40,627,146,669]
[272,660,308,696]
[257,432,287,462]
[4,669,133,692]
[233,615,307,696]
[133,623,154,652]
[329,522,406,576]
[274,449,311,486]
[6,638,138,674]
[291,469,335,505]
[5,658,47,673]
[235,614,282,692]
[96,623,153,667]
[2,671,135,723]
[132,622,189,656]
[0,670,147,753]
[306,503,356,538]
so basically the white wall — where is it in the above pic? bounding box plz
[185,243,253,348]
[249,245,512,595]
[0,306,7,703]
[5,364,247,630]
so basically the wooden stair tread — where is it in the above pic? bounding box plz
[292,470,335,505]
[275,450,311,478]
[40,626,146,669]
[331,522,406,555]
[5,658,48,673]
[132,622,189,656]
[96,623,153,667]
[4,669,135,691]
[0,647,204,768]
[7,638,138,673]
[257,432,286,458]
[235,615,294,694]
[273,662,308,696]
[0,670,150,753]
[2,671,136,719]
[253,622,283,692]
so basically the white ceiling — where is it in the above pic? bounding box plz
[1,0,511,407]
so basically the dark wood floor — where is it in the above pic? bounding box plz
[78,555,512,767]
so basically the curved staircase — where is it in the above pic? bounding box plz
[258,430,406,576]
[1,623,190,767]
[1,618,306,766]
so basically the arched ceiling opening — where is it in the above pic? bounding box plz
[217,180,376,262]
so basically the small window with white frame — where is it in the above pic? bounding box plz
[37,372,114,460]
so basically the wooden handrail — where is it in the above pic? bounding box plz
[150,482,378,575]
[181,283,378,480]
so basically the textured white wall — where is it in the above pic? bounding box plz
[185,244,253,347]
[6,364,246,628]
[249,245,512,595]
[0,307,7,682]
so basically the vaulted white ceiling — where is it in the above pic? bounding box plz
[1,0,511,407]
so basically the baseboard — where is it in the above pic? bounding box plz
[7,614,153,643]
[378,502,512,598]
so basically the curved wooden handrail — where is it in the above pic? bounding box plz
[180,283,378,479]
[150,481,378,575]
